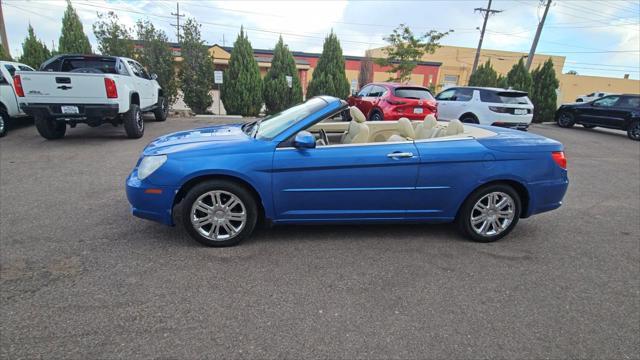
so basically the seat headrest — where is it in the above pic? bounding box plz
[445,119,465,136]
[350,107,366,123]
[423,114,437,129]
[397,118,415,139]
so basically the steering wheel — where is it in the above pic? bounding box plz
[320,128,329,146]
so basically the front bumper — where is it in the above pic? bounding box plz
[126,171,177,226]
[21,103,120,121]
[491,122,530,131]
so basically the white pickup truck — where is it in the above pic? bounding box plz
[0,61,36,137]
[16,54,169,139]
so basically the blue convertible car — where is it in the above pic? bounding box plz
[126,96,568,246]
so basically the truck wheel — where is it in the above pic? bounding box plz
[153,96,168,122]
[123,104,144,138]
[35,115,66,140]
[0,109,8,137]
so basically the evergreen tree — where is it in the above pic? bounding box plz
[19,25,51,69]
[262,36,303,114]
[497,74,508,89]
[506,58,532,93]
[0,46,12,61]
[135,20,177,105]
[468,59,498,87]
[93,11,134,57]
[221,27,263,116]
[530,58,559,123]
[58,0,92,54]
[179,18,214,114]
[306,31,350,99]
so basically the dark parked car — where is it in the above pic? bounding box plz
[555,94,640,140]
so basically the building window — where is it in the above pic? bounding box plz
[443,74,459,89]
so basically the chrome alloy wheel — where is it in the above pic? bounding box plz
[136,109,144,131]
[190,190,247,241]
[0,115,5,134]
[470,192,516,237]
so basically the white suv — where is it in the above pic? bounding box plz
[435,87,533,130]
[0,61,36,137]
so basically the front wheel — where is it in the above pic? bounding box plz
[0,110,8,137]
[181,180,258,247]
[556,111,575,128]
[456,184,521,243]
[35,115,66,139]
[369,110,383,121]
[627,120,640,141]
[123,104,144,138]
[153,96,168,122]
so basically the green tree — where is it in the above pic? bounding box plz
[93,11,134,57]
[0,46,13,61]
[58,0,92,54]
[468,59,498,87]
[221,27,263,116]
[530,58,559,123]
[506,58,532,93]
[19,25,51,69]
[497,74,508,89]
[306,31,350,99]
[179,18,214,114]
[135,20,177,105]
[376,24,451,83]
[358,52,373,89]
[566,70,578,75]
[262,36,303,114]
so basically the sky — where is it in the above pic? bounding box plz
[2,0,639,79]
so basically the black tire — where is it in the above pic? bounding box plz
[181,180,259,247]
[369,110,383,121]
[575,99,583,102]
[153,96,168,122]
[0,109,8,137]
[456,184,521,243]
[627,120,640,141]
[460,114,479,124]
[582,124,596,129]
[556,111,575,128]
[35,115,66,140]
[123,104,144,138]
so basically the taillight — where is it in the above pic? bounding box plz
[386,98,406,105]
[552,151,567,169]
[13,75,24,97]
[426,100,437,111]
[104,78,118,98]
[489,106,508,113]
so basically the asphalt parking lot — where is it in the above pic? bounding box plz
[1,118,638,359]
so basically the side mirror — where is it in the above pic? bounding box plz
[151,73,158,80]
[293,131,316,149]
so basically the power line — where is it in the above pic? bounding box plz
[472,0,503,73]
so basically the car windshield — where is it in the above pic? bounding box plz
[394,87,434,100]
[252,98,327,140]
[60,58,118,74]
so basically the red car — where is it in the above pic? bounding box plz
[346,82,437,121]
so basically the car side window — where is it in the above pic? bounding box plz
[454,88,474,102]
[0,74,7,85]
[4,64,16,77]
[618,96,640,108]
[357,85,371,97]
[436,89,456,101]
[18,65,34,71]
[593,96,620,107]
[128,61,149,79]
[368,86,385,98]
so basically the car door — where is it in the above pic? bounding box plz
[448,88,474,120]
[271,141,420,221]
[350,85,371,113]
[359,85,380,118]
[435,88,457,120]
[127,60,154,109]
[580,95,622,126]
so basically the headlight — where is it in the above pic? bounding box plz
[137,155,167,180]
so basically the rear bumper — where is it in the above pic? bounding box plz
[524,177,569,217]
[20,103,120,120]
[383,110,437,120]
[126,171,177,226]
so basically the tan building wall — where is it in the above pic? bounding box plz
[558,73,640,104]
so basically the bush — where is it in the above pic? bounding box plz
[306,31,350,99]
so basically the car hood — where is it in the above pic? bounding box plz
[143,123,252,155]
[477,126,563,153]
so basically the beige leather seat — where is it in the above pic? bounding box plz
[341,107,370,144]
[387,117,415,142]
[443,119,465,136]
[415,114,438,139]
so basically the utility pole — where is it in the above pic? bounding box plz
[0,0,11,58]
[526,0,552,70]
[171,2,185,43]
[471,0,502,74]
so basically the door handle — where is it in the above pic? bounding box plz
[387,152,414,159]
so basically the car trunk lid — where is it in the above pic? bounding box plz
[477,126,563,153]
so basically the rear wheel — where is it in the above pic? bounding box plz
[369,110,383,121]
[153,96,168,122]
[627,120,640,141]
[556,111,575,128]
[181,180,258,247]
[123,104,144,138]
[35,115,66,140]
[0,109,8,137]
[583,124,596,129]
[457,184,521,243]
[460,114,479,124]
